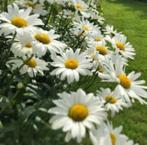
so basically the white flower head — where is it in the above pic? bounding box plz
[72,19,98,37]
[99,54,147,104]
[90,122,138,145]
[112,33,135,59]
[0,4,43,35]
[33,28,66,56]
[72,0,89,17]
[49,89,107,142]
[87,30,104,43]
[11,30,34,58]
[105,25,118,35]
[97,88,128,116]
[16,0,47,16]
[51,48,93,84]
[87,40,111,62]
[8,57,48,77]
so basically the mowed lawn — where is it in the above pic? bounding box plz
[101,0,147,144]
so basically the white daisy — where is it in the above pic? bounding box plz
[112,34,135,59]
[72,19,98,36]
[16,0,47,16]
[51,49,93,84]
[48,89,107,142]
[89,9,105,24]
[87,40,110,62]
[105,25,118,35]
[90,122,138,145]
[72,0,89,17]
[99,54,147,104]
[98,53,127,82]
[33,28,66,56]
[116,71,147,104]
[8,57,48,77]
[0,4,43,35]
[97,88,127,116]
[11,30,34,58]
[87,30,104,43]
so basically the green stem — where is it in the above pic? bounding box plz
[4,0,8,11]
[73,31,85,49]
[44,5,53,28]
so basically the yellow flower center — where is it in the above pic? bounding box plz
[75,3,83,11]
[82,25,90,32]
[65,59,79,69]
[118,74,131,89]
[68,104,89,121]
[116,42,125,51]
[96,45,108,55]
[95,37,102,42]
[11,16,28,28]
[35,33,51,44]
[25,58,37,68]
[25,2,36,8]
[105,96,117,104]
[25,43,32,48]
[97,65,104,73]
[110,133,117,145]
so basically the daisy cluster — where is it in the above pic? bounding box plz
[0,0,146,145]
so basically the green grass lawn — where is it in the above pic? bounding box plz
[101,0,147,144]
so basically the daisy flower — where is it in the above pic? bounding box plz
[87,30,104,43]
[112,34,135,59]
[16,0,47,16]
[33,28,66,56]
[48,89,107,142]
[0,4,43,35]
[98,53,127,82]
[8,57,48,77]
[72,0,89,17]
[87,40,110,62]
[90,122,138,145]
[97,88,127,116]
[11,30,34,58]
[89,9,105,24]
[72,19,97,36]
[99,54,147,104]
[51,49,93,84]
[104,25,118,35]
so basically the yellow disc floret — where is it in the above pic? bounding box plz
[110,133,117,145]
[65,59,79,69]
[25,1,35,8]
[116,42,125,51]
[25,43,32,48]
[82,25,90,32]
[95,37,102,42]
[75,3,83,11]
[105,96,117,104]
[25,58,37,68]
[11,16,28,28]
[96,45,108,55]
[118,74,131,89]
[35,33,51,44]
[68,104,89,121]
